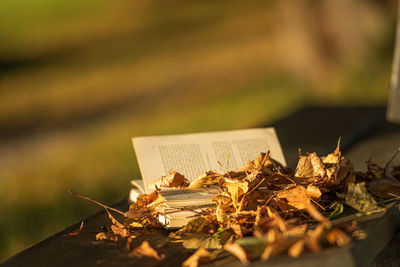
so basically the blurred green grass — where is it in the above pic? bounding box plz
[0,0,396,261]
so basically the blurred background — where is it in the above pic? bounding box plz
[0,0,397,260]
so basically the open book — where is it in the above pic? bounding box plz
[130,128,286,228]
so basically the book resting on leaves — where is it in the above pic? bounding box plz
[130,128,286,228]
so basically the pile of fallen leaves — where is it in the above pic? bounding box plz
[75,144,400,266]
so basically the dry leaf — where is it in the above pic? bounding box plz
[87,143,393,264]
[126,237,134,251]
[230,224,243,238]
[183,216,215,234]
[110,224,129,238]
[346,182,385,215]
[276,185,313,210]
[288,239,305,258]
[306,185,322,199]
[326,228,351,247]
[295,153,326,178]
[182,235,221,249]
[213,195,233,211]
[216,205,229,225]
[261,232,293,261]
[283,224,307,240]
[224,179,249,210]
[189,171,222,188]
[128,241,165,260]
[124,205,153,220]
[95,232,118,242]
[68,221,84,236]
[223,242,249,265]
[151,170,189,189]
[254,206,287,234]
[384,147,400,182]
[105,209,129,238]
[366,158,386,180]
[367,179,400,198]
[235,237,268,258]
[305,223,328,253]
[105,209,124,228]
[182,248,215,267]
[305,202,328,223]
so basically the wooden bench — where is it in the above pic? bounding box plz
[3,106,400,267]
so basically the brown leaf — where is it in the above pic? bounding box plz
[216,205,229,225]
[124,205,153,220]
[288,239,305,258]
[151,170,189,189]
[182,216,215,234]
[326,228,351,247]
[126,237,134,251]
[146,192,166,208]
[305,223,328,253]
[182,235,222,249]
[276,185,312,210]
[283,224,307,240]
[223,242,249,265]
[367,179,400,198]
[252,153,269,169]
[224,179,249,210]
[95,232,118,242]
[189,171,223,188]
[366,158,385,179]
[254,206,287,234]
[295,153,326,178]
[230,224,243,238]
[305,202,328,223]
[384,147,400,182]
[68,221,84,236]
[104,209,129,238]
[110,224,129,238]
[261,230,293,261]
[323,154,353,186]
[306,185,322,199]
[182,248,215,267]
[128,241,165,260]
[295,145,352,187]
[105,209,124,229]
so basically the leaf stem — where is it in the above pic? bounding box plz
[69,189,125,216]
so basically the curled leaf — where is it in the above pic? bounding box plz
[189,171,223,188]
[306,202,328,223]
[95,232,118,242]
[216,205,229,225]
[224,179,249,210]
[128,241,165,260]
[105,209,129,238]
[182,248,215,267]
[295,153,326,178]
[223,242,249,265]
[153,170,190,189]
[288,239,305,258]
[68,221,84,236]
[328,202,344,219]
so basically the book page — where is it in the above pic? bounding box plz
[132,128,286,193]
